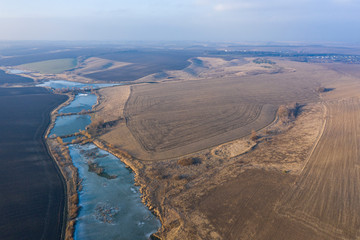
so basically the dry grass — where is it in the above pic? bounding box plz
[93,85,130,122]
[134,102,326,239]
[153,57,288,82]
[125,99,271,157]
[90,59,360,239]
[91,85,144,156]
[211,138,256,159]
[121,60,324,160]
[278,99,360,239]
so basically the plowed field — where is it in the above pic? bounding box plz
[279,99,360,239]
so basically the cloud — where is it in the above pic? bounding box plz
[213,2,257,11]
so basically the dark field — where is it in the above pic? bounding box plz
[0,69,33,84]
[0,87,67,240]
[0,46,201,82]
[84,50,198,82]
[0,47,112,66]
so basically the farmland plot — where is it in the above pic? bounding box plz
[279,99,360,239]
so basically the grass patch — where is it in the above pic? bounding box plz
[18,58,77,74]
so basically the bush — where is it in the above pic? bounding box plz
[86,119,104,136]
[253,58,276,65]
[178,157,202,166]
[250,130,258,141]
[278,103,300,122]
[265,129,272,135]
[174,174,188,180]
[317,87,326,93]
[316,87,333,93]
[87,118,119,137]
[147,167,170,180]
[56,136,64,145]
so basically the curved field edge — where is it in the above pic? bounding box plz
[123,89,278,160]
[134,102,326,239]
[126,104,276,156]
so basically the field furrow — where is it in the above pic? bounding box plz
[279,99,360,239]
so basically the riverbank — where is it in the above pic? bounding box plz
[91,139,163,239]
[46,88,161,240]
[45,92,79,240]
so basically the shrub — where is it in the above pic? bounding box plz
[56,136,64,145]
[87,118,118,137]
[250,130,258,141]
[178,157,202,166]
[265,129,272,135]
[316,87,333,93]
[253,58,276,65]
[86,119,104,136]
[278,103,300,123]
[317,87,326,93]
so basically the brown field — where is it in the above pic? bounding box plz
[72,57,131,76]
[132,101,326,239]
[7,45,360,239]
[162,57,285,81]
[92,85,143,153]
[84,50,194,82]
[94,85,130,121]
[278,99,360,239]
[91,57,360,239]
[110,59,327,159]
[3,57,132,84]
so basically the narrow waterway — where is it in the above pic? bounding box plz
[48,82,160,240]
[37,80,118,89]
[59,94,97,114]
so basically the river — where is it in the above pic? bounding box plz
[48,81,160,240]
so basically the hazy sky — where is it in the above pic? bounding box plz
[0,0,359,42]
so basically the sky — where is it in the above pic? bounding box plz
[0,0,359,42]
